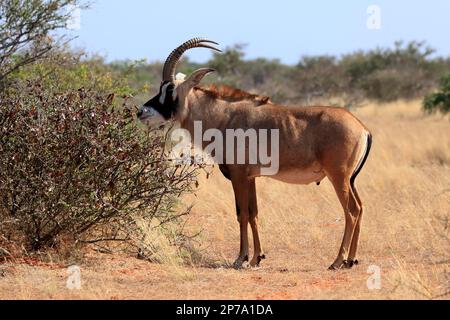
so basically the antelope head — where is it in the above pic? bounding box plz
[137,38,221,128]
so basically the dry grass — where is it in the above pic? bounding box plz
[1,100,449,300]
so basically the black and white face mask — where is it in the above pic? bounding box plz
[137,81,178,128]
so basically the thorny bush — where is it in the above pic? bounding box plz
[0,81,198,258]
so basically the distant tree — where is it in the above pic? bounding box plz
[0,0,82,84]
[423,75,450,115]
[209,44,245,76]
[341,41,440,101]
[293,55,343,101]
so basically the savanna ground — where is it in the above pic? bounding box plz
[0,100,449,300]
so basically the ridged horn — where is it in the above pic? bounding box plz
[162,38,221,82]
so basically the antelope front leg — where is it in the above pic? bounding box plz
[234,211,250,268]
[248,179,265,267]
[249,216,265,267]
[231,171,250,269]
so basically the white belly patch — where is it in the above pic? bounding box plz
[271,167,326,185]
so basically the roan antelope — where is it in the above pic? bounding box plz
[138,38,373,270]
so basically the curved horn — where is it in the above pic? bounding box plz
[162,38,221,82]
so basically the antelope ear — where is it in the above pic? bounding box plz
[183,68,216,89]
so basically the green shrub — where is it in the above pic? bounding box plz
[423,75,450,114]
[9,49,135,96]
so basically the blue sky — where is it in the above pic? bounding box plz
[69,0,450,64]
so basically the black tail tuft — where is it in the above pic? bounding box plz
[350,132,373,189]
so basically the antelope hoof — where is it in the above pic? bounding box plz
[328,265,338,271]
[344,259,359,269]
[233,255,249,269]
[328,260,347,270]
[344,260,354,269]
[249,254,266,268]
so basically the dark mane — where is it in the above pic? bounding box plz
[194,84,272,106]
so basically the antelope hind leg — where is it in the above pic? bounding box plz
[345,185,363,268]
[329,176,361,270]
